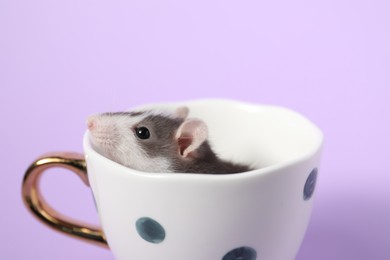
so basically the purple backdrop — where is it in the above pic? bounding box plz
[1,0,389,259]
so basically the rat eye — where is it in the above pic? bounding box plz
[136,127,150,139]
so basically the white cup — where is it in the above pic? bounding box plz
[22,99,323,260]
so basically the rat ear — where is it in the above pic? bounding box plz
[175,118,208,158]
[174,106,189,119]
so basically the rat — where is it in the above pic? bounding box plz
[87,106,252,174]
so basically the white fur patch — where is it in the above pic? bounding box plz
[88,112,172,173]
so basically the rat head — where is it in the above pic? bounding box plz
[87,106,209,172]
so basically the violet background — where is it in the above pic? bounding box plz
[1,0,389,259]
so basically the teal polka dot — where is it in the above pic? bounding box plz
[136,217,165,243]
[304,168,318,200]
[222,246,257,260]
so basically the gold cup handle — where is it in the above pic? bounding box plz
[22,152,108,247]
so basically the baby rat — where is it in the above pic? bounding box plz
[87,106,252,174]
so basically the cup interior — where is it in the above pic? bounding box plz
[137,99,323,170]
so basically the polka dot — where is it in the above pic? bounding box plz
[222,246,257,260]
[135,217,165,243]
[304,168,318,200]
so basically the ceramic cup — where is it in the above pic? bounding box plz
[22,99,323,260]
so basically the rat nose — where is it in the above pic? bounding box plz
[87,116,96,130]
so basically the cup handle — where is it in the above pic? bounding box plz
[22,152,108,247]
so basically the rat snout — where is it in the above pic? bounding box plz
[87,114,121,153]
[86,114,117,141]
[87,116,97,130]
